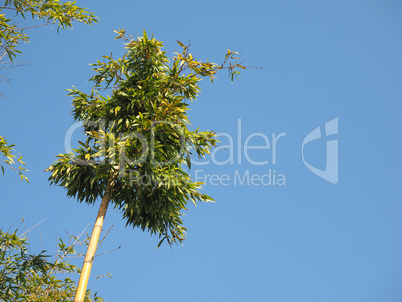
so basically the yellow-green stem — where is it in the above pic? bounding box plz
[74,179,113,302]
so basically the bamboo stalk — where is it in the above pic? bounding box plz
[74,179,113,302]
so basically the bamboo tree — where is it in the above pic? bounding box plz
[46,29,245,301]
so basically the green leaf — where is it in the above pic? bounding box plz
[157,237,166,249]
[186,153,191,169]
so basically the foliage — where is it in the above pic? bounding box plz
[47,29,245,247]
[0,0,98,61]
[0,227,104,302]
[0,135,28,182]
[0,0,98,180]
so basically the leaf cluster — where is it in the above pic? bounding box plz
[0,227,104,302]
[47,30,245,247]
[0,135,28,182]
[0,0,98,181]
[0,0,98,61]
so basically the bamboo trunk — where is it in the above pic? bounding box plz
[74,179,113,302]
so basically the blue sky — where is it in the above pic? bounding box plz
[1,0,401,301]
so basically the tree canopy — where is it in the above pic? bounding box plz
[47,29,244,246]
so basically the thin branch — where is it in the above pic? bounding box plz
[0,7,18,10]
[0,62,28,70]
[243,65,264,70]
[6,217,24,233]
[48,223,90,276]
[96,224,114,251]
[16,21,53,31]
[0,52,7,61]
[39,225,43,251]
[95,245,122,257]
[20,219,46,237]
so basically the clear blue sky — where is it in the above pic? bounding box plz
[1,1,402,301]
